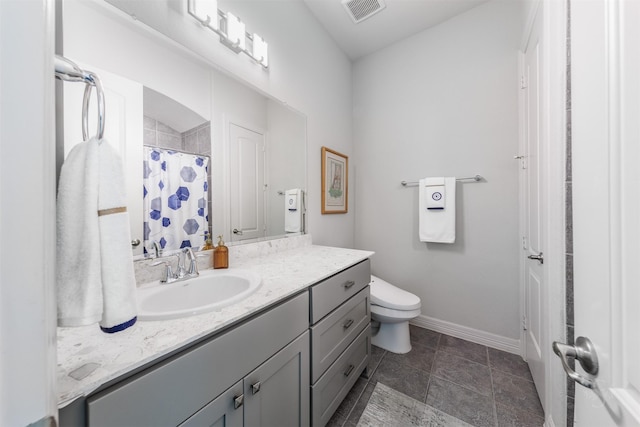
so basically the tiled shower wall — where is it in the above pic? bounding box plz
[565,1,575,424]
[143,116,213,239]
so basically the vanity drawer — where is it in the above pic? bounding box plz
[310,287,370,383]
[311,326,371,427]
[310,259,370,323]
[87,292,309,427]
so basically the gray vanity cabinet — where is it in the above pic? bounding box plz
[79,292,309,427]
[309,259,371,426]
[181,332,310,427]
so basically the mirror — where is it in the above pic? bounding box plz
[61,0,307,256]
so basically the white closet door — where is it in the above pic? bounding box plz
[228,122,266,242]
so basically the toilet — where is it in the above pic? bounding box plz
[369,275,422,354]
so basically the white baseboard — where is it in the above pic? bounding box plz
[410,315,521,355]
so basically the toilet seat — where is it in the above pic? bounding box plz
[370,275,421,311]
[371,304,421,320]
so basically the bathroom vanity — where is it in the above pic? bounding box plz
[58,238,373,426]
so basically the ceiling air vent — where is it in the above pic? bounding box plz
[342,0,386,24]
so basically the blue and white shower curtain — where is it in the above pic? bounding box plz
[143,147,209,255]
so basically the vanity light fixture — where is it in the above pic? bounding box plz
[222,12,246,52]
[252,34,269,68]
[187,0,269,69]
[187,0,218,31]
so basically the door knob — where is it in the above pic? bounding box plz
[552,336,599,389]
[131,238,141,247]
[233,228,243,235]
[528,252,544,264]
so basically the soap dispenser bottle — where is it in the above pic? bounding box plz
[213,235,229,269]
[201,231,214,251]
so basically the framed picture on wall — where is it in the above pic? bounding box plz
[321,146,348,214]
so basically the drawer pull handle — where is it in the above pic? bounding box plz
[343,319,354,330]
[234,394,244,409]
[343,364,355,377]
[343,280,356,290]
[251,381,261,395]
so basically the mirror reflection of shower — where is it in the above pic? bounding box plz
[142,87,211,257]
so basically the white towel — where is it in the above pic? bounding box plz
[424,177,446,209]
[419,177,456,243]
[56,138,137,332]
[285,188,303,233]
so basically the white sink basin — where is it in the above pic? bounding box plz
[137,269,262,320]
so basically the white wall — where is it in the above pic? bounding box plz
[104,0,355,248]
[353,0,523,340]
[0,0,57,425]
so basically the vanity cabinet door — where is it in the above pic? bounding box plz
[244,331,310,427]
[179,380,243,427]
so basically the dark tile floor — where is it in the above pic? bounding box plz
[327,325,544,427]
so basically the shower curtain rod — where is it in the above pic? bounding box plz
[400,175,484,186]
[54,55,105,141]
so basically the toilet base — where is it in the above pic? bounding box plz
[371,320,412,354]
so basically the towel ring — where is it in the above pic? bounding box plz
[81,73,106,141]
[54,55,106,141]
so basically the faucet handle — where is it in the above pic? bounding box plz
[183,247,199,276]
[174,252,187,278]
[151,260,175,283]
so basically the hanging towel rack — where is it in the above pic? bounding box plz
[54,55,105,141]
[401,175,483,187]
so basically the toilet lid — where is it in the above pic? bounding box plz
[369,275,421,311]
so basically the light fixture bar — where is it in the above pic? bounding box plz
[187,0,269,69]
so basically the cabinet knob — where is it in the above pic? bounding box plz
[251,381,261,395]
[233,394,244,409]
[343,280,356,290]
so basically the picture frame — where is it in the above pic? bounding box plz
[321,146,348,214]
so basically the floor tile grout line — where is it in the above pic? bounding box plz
[489,365,536,384]
[435,346,491,367]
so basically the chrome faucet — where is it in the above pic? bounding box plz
[148,241,162,258]
[152,247,199,284]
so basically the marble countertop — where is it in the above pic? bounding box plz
[57,242,374,407]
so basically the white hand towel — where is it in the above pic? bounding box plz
[97,141,138,331]
[57,140,102,326]
[424,177,445,209]
[56,138,137,332]
[419,177,456,243]
[285,188,303,233]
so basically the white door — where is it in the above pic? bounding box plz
[228,123,266,242]
[566,0,640,425]
[63,65,144,255]
[521,5,546,410]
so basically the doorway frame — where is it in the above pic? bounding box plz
[518,0,568,425]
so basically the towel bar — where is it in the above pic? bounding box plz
[401,175,483,186]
